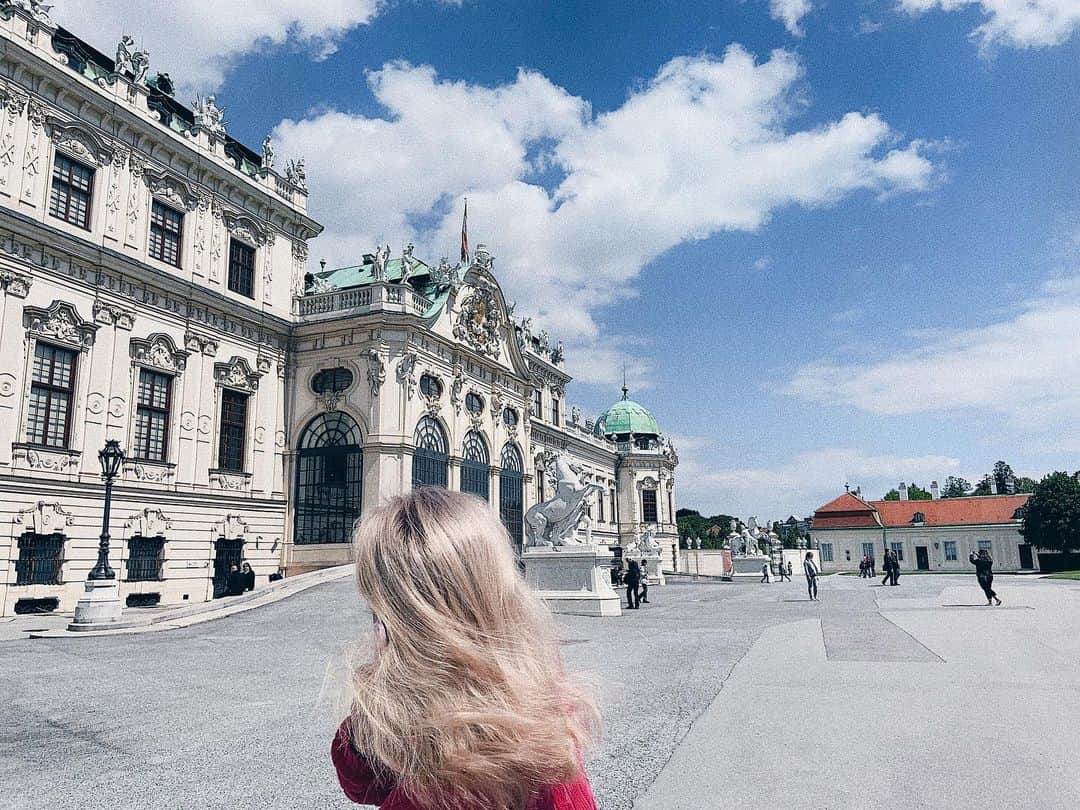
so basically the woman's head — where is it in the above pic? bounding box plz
[241,562,251,572]
[978,548,990,558]
[349,488,598,809]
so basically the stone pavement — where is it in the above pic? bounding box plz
[1,572,1076,810]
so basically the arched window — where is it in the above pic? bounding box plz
[465,392,484,415]
[294,412,364,545]
[311,367,353,394]
[420,374,443,399]
[499,442,525,546]
[460,431,490,500]
[413,416,449,489]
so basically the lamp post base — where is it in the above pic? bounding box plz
[69,579,123,629]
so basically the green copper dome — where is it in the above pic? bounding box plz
[596,388,661,438]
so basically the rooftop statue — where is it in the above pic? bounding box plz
[285,157,307,191]
[193,94,227,139]
[525,453,604,548]
[431,257,462,291]
[261,135,275,170]
[550,340,564,365]
[371,244,390,282]
[8,1,53,23]
[115,35,150,84]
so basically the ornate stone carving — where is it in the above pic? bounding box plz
[15,500,74,534]
[366,349,386,397]
[453,278,502,358]
[115,35,151,83]
[254,426,267,445]
[24,300,97,349]
[21,100,45,200]
[180,411,196,432]
[105,148,127,235]
[128,462,173,484]
[214,356,261,392]
[198,415,212,435]
[0,268,31,297]
[131,333,188,372]
[108,396,126,419]
[222,211,269,246]
[274,430,287,448]
[184,331,218,356]
[14,447,77,473]
[285,157,306,191]
[450,361,465,413]
[145,167,200,211]
[396,352,417,401]
[45,118,113,166]
[262,232,275,302]
[524,452,604,548]
[0,371,15,397]
[261,135,275,169]
[213,513,249,538]
[125,507,172,537]
[92,300,136,329]
[0,88,27,184]
[210,472,248,492]
[87,392,105,415]
[431,257,463,292]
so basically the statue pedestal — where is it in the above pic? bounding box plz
[729,554,771,580]
[69,579,123,630]
[523,545,622,617]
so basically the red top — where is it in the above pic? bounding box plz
[331,720,598,810]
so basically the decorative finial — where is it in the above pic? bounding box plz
[622,364,629,400]
[319,258,327,271]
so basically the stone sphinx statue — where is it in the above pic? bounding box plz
[524,452,604,548]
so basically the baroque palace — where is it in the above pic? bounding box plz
[0,3,678,616]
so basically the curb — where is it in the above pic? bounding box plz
[29,565,353,639]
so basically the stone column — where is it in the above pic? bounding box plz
[0,270,32,467]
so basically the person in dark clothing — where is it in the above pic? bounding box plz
[881,551,893,586]
[970,549,1002,605]
[624,559,641,609]
[241,561,255,592]
[803,552,818,601]
[859,558,867,578]
[868,556,876,578]
[638,560,650,604]
[778,562,791,582]
[226,564,246,596]
[890,552,901,586]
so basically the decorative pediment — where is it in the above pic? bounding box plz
[637,476,659,490]
[15,501,74,534]
[222,210,269,246]
[125,507,173,537]
[131,333,189,373]
[213,513,248,539]
[24,300,97,349]
[453,276,503,359]
[144,167,201,211]
[214,356,261,392]
[45,117,113,166]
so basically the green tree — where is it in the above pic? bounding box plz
[1020,471,1080,553]
[1014,476,1038,494]
[883,483,933,501]
[941,476,971,498]
[993,460,1016,493]
[972,475,993,496]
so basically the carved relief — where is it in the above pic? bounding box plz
[125,507,173,537]
[15,500,75,534]
[450,361,465,413]
[130,333,188,373]
[125,155,144,247]
[86,392,105,415]
[262,232,275,303]
[21,100,45,201]
[92,300,136,329]
[213,513,249,539]
[128,463,174,484]
[0,371,15,397]
[104,148,127,236]
[209,202,224,282]
[366,349,386,397]
[144,167,200,211]
[291,241,309,297]
[180,411,196,432]
[197,415,212,435]
[210,473,248,493]
[108,396,126,419]
[192,194,210,276]
[24,301,98,349]
[453,278,503,358]
[14,447,77,473]
[0,268,31,297]
[254,425,267,445]
[184,331,218,356]
[0,88,27,185]
[222,211,269,246]
[45,118,114,166]
[214,356,261,392]
[396,353,417,401]
[274,430,286,448]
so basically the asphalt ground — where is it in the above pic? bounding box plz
[2,572,1076,810]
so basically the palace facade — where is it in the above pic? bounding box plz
[0,5,678,616]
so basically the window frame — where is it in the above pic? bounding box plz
[149,199,184,268]
[125,536,166,582]
[532,389,543,419]
[26,342,78,449]
[227,238,257,298]
[641,488,659,524]
[48,152,95,231]
[217,389,249,472]
[133,368,173,462]
[944,541,958,561]
[551,396,560,426]
[890,542,905,562]
[820,543,834,563]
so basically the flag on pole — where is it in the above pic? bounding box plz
[460,198,469,264]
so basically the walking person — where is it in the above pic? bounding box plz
[859,558,867,578]
[868,555,876,578]
[331,488,600,809]
[881,551,893,586]
[638,560,650,604]
[786,560,793,579]
[890,551,901,586]
[803,552,819,601]
[625,558,641,610]
[761,561,771,584]
[779,561,792,582]
[970,548,1002,606]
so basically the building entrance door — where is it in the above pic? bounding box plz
[213,538,244,598]
[915,546,930,570]
[1018,543,1034,569]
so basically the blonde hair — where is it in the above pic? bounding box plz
[348,488,599,810]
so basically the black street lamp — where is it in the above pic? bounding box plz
[89,439,125,581]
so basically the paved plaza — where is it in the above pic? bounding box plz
[2,573,1079,810]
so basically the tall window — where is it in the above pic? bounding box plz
[126,536,165,582]
[642,489,658,523]
[218,390,248,471]
[532,389,543,419]
[862,542,875,558]
[27,343,77,448]
[149,200,183,267]
[294,412,364,545]
[551,397,560,426]
[15,533,65,585]
[598,490,605,523]
[944,541,958,561]
[610,488,617,524]
[49,154,94,230]
[668,490,673,524]
[820,543,834,563]
[499,443,525,546]
[461,431,490,501]
[134,369,172,462]
[977,540,992,553]
[412,416,449,489]
[227,239,256,298]
[890,542,905,561]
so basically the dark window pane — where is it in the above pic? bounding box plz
[134,369,171,461]
[642,489,658,524]
[218,390,248,471]
[49,154,94,230]
[126,536,165,582]
[227,239,255,298]
[27,343,77,448]
[149,200,183,267]
[16,533,65,585]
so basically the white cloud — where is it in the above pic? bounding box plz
[786,273,1080,424]
[770,0,814,36]
[900,0,1080,49]
[276,46,935,383]
[54,1,388,92]
[753,255,775,271]
[676,446,961,518]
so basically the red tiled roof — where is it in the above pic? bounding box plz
[811,493,1029,530]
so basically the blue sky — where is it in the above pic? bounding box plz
[59,1,1080,518]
